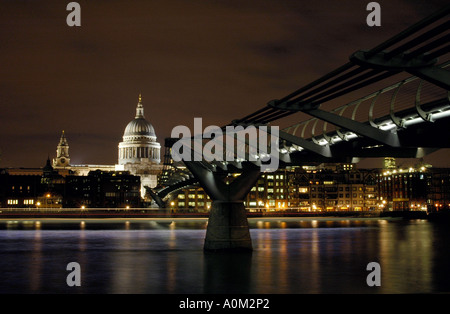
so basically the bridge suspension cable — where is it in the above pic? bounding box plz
[231,4,450,126]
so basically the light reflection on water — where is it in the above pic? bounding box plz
[0,218,449,294]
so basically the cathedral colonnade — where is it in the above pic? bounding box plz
[118,145,160,161]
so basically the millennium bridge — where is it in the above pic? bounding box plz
[149,5,450,251]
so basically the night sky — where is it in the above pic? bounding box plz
[1,0,449,169]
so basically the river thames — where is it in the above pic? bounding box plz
[0,217,449,294]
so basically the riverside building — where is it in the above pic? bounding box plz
[0,95,162,208]
[167,160,441,213]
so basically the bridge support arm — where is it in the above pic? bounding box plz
[183,161,260,251]
[304,108,401,147]
[408,66,450,91]
[145,187,167,208]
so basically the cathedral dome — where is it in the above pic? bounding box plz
[122,94,157,141]
[118,94,161,165]
[124,118,156,138]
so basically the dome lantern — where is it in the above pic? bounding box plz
[136,93,145,119]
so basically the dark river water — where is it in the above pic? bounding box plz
[0,217,449,294]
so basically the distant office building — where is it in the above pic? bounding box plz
[384,157,397,169]
[0,158,65,208]
[0,170,41,208]
[167,164,379,212]
[64,170,141,208]
[376,159,431,211]
[0,159,141,208]
[246,171,289,210]
[169,187,211,211]
[245,166,378,212]
[426,168,450,212]
[165,160,446,213]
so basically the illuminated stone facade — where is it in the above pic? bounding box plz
[53,130,70,168]
[118,94,161,165]
[116,95,162,197]
[51,94,163,200]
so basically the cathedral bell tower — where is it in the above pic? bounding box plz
[53,130,71,168]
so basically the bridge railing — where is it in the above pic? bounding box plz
[283,61,450,147]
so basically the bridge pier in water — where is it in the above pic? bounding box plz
[205,201,252,251]
[184,161,260,251]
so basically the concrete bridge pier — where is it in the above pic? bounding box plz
[205,200,252,251]
[184,161,260,251]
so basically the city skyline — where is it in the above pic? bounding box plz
[1,0,449,169]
